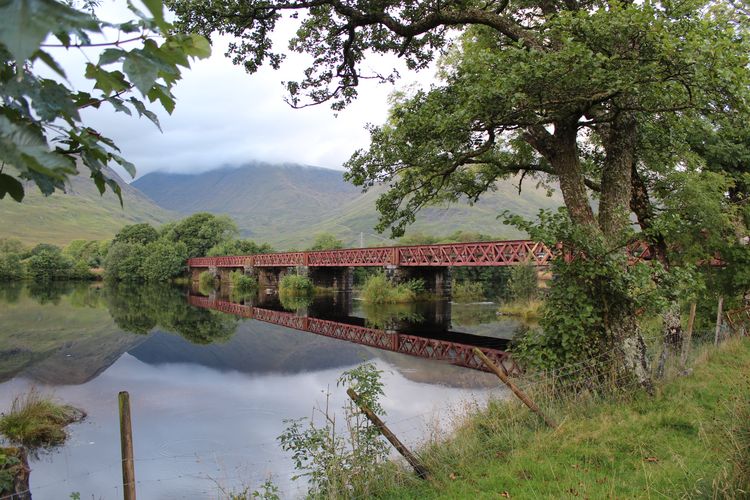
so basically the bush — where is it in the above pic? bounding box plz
[278,362,389,498]
[64,240,106,267]
[307,233,343,251]
[508,263,539,302]
[360,272,422,303]
[26,247,72,281]
[452,281,485,303]
[141,241,188,282]
[198,270,215,291]
[0,253,24,281]
[0,390,85,448]
[112,223,159,246]
[279,274,314,295]
[69,260,95,280]
[207,239,273,256]
[103,242,147,281]
[229,270,257,292]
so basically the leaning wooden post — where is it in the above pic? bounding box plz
[473,348,558,429]
[346,388,430,480]
[681,302,697,369]
[714,296,724,345]
[118,391,136,500]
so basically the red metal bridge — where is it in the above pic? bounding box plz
[188,240,556,268]
[188,295,521,375]
[188,239,654,269]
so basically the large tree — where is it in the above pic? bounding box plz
[171,0,750,385]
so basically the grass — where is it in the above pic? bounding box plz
[497,299,543,321]
[451,281,485,303]
[360,272,425,304]
[366,337,750,499]
[0,389,85,448]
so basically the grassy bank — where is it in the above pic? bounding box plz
[372,337,750,499]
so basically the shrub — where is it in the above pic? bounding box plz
[278,362,389,498]
[360,272,422,303]
[279,274,314,295]
[103,242,147,281]
[26,247,73,281]
[452,281,485,303]
[0,253,24,281]
[508,263,539,302]
[141,241,188,282]
[229,270,257,292]
[207,239,273,257]
[112,223,159,246]
[0,390,85,448]
[69,260,95,280]
[198,270,215,291]
[307,233,343,251]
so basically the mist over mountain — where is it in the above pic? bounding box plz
[134,161,563,248]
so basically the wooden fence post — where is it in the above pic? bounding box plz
[119,391,136,500]
[681,302,697,369]
[714,297,724,345]
[346,388,430,480]
[473,348,558,429]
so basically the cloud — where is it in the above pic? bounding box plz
[63,1,437,179]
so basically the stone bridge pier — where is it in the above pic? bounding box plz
[384,265,452,299]
[307,266,354,292]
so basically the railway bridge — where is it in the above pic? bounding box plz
[186,240,573,298]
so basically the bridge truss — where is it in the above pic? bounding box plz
[188,296,521,375]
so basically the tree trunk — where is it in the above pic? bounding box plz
[610,308,653,394]
[656,302,682,378]
[599,111,637,239]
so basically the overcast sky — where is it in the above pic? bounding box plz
[62,1,437,180]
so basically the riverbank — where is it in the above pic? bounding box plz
[372,337,749,499]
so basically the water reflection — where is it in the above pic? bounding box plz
[0,281,523,499]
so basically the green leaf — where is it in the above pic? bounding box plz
[0,0,98,64]
[32,49,66,78]
[84,64,129,94]
[107,97,132,116]
[98,48,126,65]
[0,173,24,202]
[147,84,175,114]
[140,0,168,32]
[122,50,160,95]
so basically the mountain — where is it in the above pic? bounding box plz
[0,168,175,246]
[134,162,562,248]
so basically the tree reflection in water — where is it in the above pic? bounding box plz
[103,281,238,344]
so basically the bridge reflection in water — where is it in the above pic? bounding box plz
[188,295,521,376]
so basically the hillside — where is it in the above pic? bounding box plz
[134,162,563,248]
[0,168,175,246]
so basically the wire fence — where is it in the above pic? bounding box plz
[1,308,746,500]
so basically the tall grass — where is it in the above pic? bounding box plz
[363,337,750,499]
[497,299,543,320]
[360,272,424,303]
[452,281,485,303]
[0,389,84,448]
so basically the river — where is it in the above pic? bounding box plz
[0,282,525,498]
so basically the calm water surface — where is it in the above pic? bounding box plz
[0,282,523,498]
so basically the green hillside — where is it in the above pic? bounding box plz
[134,162,562,248]
[0,169,175,246]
